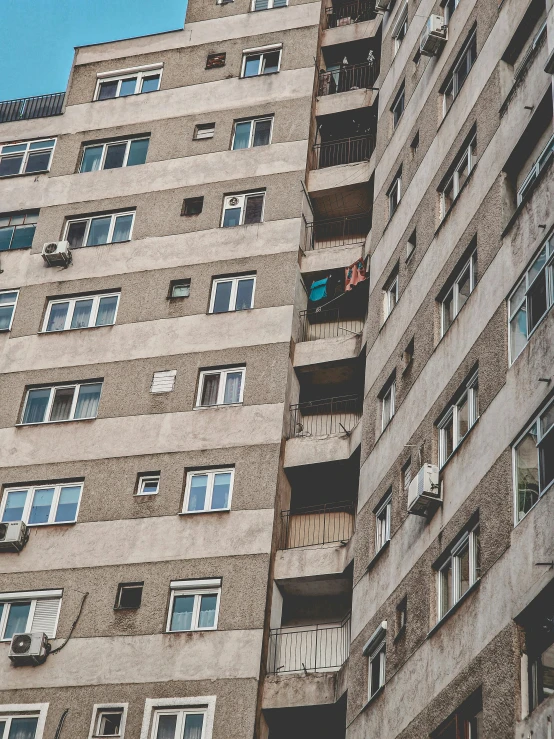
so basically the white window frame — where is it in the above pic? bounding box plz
[0,289,19,331]
[221,192,265,227]
[167,579,222,633]
[137,475,160,496]
[1,483,84,526]
[383,274,398,321]
[140,697,216,739]
[196,367,246,407]
[42,292,120,332]
[209,275,256,313]
[20,382,103,425]
[442,30,477,118]
[437,524,480,621]
[251,0,288,10]
[80,138,149,172]
[94,64,163,101]
[391,3,408,55]
[441,250,477,336]
[0,705,49,739]
[388,172,402,218]
[64,211,135,248]
[0,590,62,641]
[364,622,387,699]
[402,458,412,495]
[381,381,396,431]
[182,468,235,514]
[438,371,478,467]
[0,139,56,177]
[440,134,477,219]
[391,84,405,129]
[231,117,273,150]
[517,133,554,205]
[240,45,282,77]
[375,493,392,552]
[89,704,128,739]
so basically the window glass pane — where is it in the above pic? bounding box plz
[55,485,81,522]
[50,386,75,421]
[188,475,208,511]
[0,305,14,330]
[183,715,204,739]
[0,719,5,739]
[119,78,137,96]
[87,217,111,246]
[81,146,103,172]
[0,156,24,177]
[235,279,254,310]
[0,227,14,251]
[244,194,264,224]
[442,417,454,461]
[25,151,51,173]
[542,644,554,700]
[30,140,54,150]
[262,51,280,73]
[2,144,27,153]
[155,715,177,739]
[529,247,547,284]
[200,374,219,406]
[457,395,469,439]
[510,306,527,361]
[46,302,69,332]
[223,372,243,404]
[70,299,93,329]
[67,221,87,249]
[198,594,217,628]
[96,296,118,326]
[441,562,452,616]
[23,388,51,424]
[103,143,127,170]
[74,383,102,419]
[458,542,470,596]
[127,138,149,166]
[171,594,195,631]
[370,652,382,695]
[211,472,232,509]
[29,487,55,524]
[516,429,539,519]
[541,405,554,437]
[540,428,554,492]
[253,119,272,147]
[98,81,118,100]
[112,214,133,243]
[0,292,17,304]
[141,74,160,93]
[222,207,241,228]
[98,713,122,736]
[233,122,252,150]
[212,281,232,313]
[457,265,471,311]
[528,270,547,331]
[244,55,261,77]
[10,224,35,250]
[2,490,27,522]
[5,601,31,639]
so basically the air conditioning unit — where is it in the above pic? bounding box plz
[9,632,50,666]
[407,464,441,517]
[420,15,447,57]
[375,0,390,11]
[42,241,71,267]
[0,521,29,553]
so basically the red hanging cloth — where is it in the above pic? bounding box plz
[345,259,367,291]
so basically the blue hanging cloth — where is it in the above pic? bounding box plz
[309,277,329,302]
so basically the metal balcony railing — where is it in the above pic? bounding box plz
[325,0,376,28]
[318,62,376,96]
[281,502,355,549]
[268,615,351,673]
[0,92,65,124]
[311,134,374,170]
[303,213,371,250]
[299,308,364,342]
[288,395,362,438]
[517,133,554,205]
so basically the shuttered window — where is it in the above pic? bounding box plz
[0,590,62,640]
[150,370,177,394]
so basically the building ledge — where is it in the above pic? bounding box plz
[275,537,354,582]
[284,419,362,467]
[263,669,341,709]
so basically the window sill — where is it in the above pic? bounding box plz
[0,247,31,253]
[71,239,131,249]
[426,579,480,639]
[23,520,77,528]
[0,170,50,180]
[435,162,478,238]
[193,403,243,410]
[179,508,231,515]
[361,685,385,712]
[38,324,115,335]
[166,628,217,634]
[366,539,390,573]
[93,90,159,103]
[0,329,11,333]
[239,71,280,80]
[16,417,97,428]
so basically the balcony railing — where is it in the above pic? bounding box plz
[281,502,355,549]
[299,308,364,342]
[303,213,371,250]
[517,133,554,205]
[325,0,376,28]
[0,92,65,124]
[318,62,376,96]
[268,616,351,673]
[311,134,374,170]
[288,395,362,438]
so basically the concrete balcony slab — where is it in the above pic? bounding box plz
[274,538,354,583]
[284,419,362,467]
[307,152,375,198]
[294,334,362,369]
[263,671,338,709]
[321,17,380,46]
[301,242,363,274]
[316,88,377,118]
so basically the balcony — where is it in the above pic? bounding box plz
[281,502,355,550]
[288,395,362,439]
[303,214,370,251]
[0,92,65,124]
[318,62,376,97]
[324,0,376,28]
[298,308,364,343]
[268,616,351,674]
[311,135,374,171]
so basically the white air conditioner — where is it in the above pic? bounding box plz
[42,241,71,267]
[420,15,447,57]
[9,632,50,666]
[407,463,441,517]
[0,521,29,553]
[375,0,390,10]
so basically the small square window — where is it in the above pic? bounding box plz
[206,52,226,69]
[169,279,191,299]
[182,197,204,216]
[137,474,160,495]
[115,582,143,609]
[194,123,215,140]
[396,597,407,636]
[91,707,126,738]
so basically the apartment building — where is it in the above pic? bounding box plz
[0,0,552,736]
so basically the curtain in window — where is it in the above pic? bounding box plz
[74,383,102,419]
[244,195,264,224]
[46,302,69,331]
[188,475,208,511]
[127,139,149,166]
[198,595,217,628]
[50,387,75,421]
[22,388,50,424]
[223,372,242,404]
[70,299,93,329]
[7,717,38,739]
[235,279,254,310]
[233,122,251,150]
[171,595,194,631]
[95,296,118,326]
[66,221,87,249]
[80,146,103,172]
[112,214,133,243]
[200,375,219,406]
[183,715,204,739]
[253,119,271,147]
[155,715,177,739]
[211,472,231,509]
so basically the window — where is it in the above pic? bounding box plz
[441,250,476,335]
[252,0,287,10]
[196,367,245,407]
[95,66,162,100]
[80,138,149,173]
[21,382,102,425]
[241,46,282,77]
[402,458,412,496]
[43,292,120,332]
[375,492,392,552]
[209,275,255,313]
[150,370,177,394]
[509,234,553,363]
[0,712,43,739]
[391,83,405,129]
[381,379,396,431]
[388,169,402,218]
[65,211,135,248]
[402,337,414,371]
[407,228,416,260]
[169,279,191,299]
[0,210,39,251]
[115,583,143,610]
[1,483,83,526]
[167,578,221,632]
[0,290,19,331]
[221,192,264,227]
[364,622,387,699]
[137,474,160,496]
[440,133,477,218]
[232,117,273,150]
[410,131,419,157]
[437,523,480,620]
[513,397,554,522]
[0,139,56,177]
[0,589,62,640]
[434,699,483,738]
[206,52,226,69]
[183,468,234,513]
[517,133,554,205]
[437,371,478,467]
[383,271,399,320]
[442,30,477,117]
[150,708,207,739]
[182,197,204,216]
[90,706,128,739]
[396,597,407,635]
[194,123,215,140]
[525,587,554,713]
[442,0,460,24]
[392,3,408,54]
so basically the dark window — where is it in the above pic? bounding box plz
[194,123,215,140]
[244,194,264,224]
[391,83,405,128]
[395,596,407,636]
[182,197,204,216]
[407,228,416,260]
[206,53,226,69]
[0,210,39,251]
[115,582,143,609]
[410,131,419,155]
[432,690,483,738]
[169,279,191,299]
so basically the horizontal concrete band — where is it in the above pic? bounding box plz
[0,403,285,468]
[3,141,309,213]
[0,629,263,688]
[0,218,303,290]
[0,68,316,143]
[0,306,295,373]
[0,509,275,574]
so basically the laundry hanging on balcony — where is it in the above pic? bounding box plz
[345,259,367,291]
[309,277,329,302]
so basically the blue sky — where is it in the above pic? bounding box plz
[0,0,188,101]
